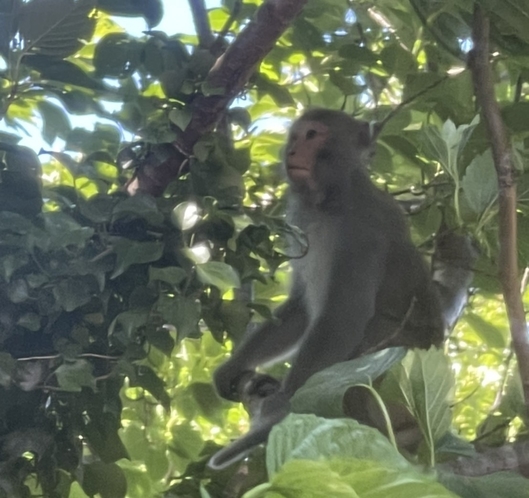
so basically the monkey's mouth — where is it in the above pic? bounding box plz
[287,165,309,172]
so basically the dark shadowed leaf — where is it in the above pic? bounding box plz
[111,238,164,278]
[82,461,127,498]
[55,359,95,391]
[131,365,170,410]
[19,0,96,58]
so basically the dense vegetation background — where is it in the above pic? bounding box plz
[1,0,529,496]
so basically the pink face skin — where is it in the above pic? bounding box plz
[286,120,329,190]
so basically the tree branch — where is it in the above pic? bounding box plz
[130,0,306,195]
[188,0,215,48]
[468,5,529,411]
[179,0,307,150]
[438,440,529,477]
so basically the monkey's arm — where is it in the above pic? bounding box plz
[208,236,389,469]
[213,291,308,401]
[282,236,388,396]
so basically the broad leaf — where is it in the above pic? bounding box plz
[196,261,241,293]
[266,414,412,477]
[291,348,406,417]
[381,348,453,465]
[461,149,498,215]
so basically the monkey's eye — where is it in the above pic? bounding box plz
[305,129,317,140]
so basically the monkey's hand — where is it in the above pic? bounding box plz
[240,373,281,416]
[213,363,255,401]
[208,390,290,470]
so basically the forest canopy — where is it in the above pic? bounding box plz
[0,0,529,497]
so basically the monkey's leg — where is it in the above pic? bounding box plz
[214,295,308,401]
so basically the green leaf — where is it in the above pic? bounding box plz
[41,212,94,249]
[156,294,201,341]
[55,359,95,392]
[6,278,29,303]
[97,0,163,27]
[146,327,175,356]
[328,70,365,95]
[149,266,187,286]
[381,348,453,464]
[94,33,143,78]
[19,0,96,58]
[53,278,92,312]
[37,100,71,144]
[196,261,241,293]
[248,458,456,498]
[338,44,378,66]
[171,201,201,230]
[254,74,295,108]
[131,365,170,410]
[17,312,41,331]
[81,462,127,498]
[25,56,103,90]
[435,432,476,458]
[170,422,205,461]
[291,348,406,417]
[464,312,506,348]
[112,194,164,226]
[169,108,192,132]
[461,149,498,215]
[145,445,169,481]
[480,0,529,45]
[111,238,164,278]
[0,251,29,282]
[502,102,529,133]
[188,382,224,422]
[266,414,412,477]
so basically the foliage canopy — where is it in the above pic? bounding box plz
[0,0,529,497]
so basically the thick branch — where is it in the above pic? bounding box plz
[129,0,306,195]
[438,440,529,477]
[188,0,215,48]
[468,6,529,410]
[179,0,307,150]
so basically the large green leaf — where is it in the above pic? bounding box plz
[381,349,453,465]
[19,0,96,57]
[266,414,412,477]
[291,348,406,417]
[246,458,457,498]
[461,149,498,215]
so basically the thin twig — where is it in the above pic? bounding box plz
[210,0,242,56]
[378,75,449,131]
[188,0,215,48]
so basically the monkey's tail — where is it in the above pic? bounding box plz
[208,422,272,470]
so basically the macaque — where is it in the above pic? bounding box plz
[209,109,474,469]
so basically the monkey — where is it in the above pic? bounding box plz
[209,109,475,469]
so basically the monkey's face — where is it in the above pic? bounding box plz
[285,119,329,190]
